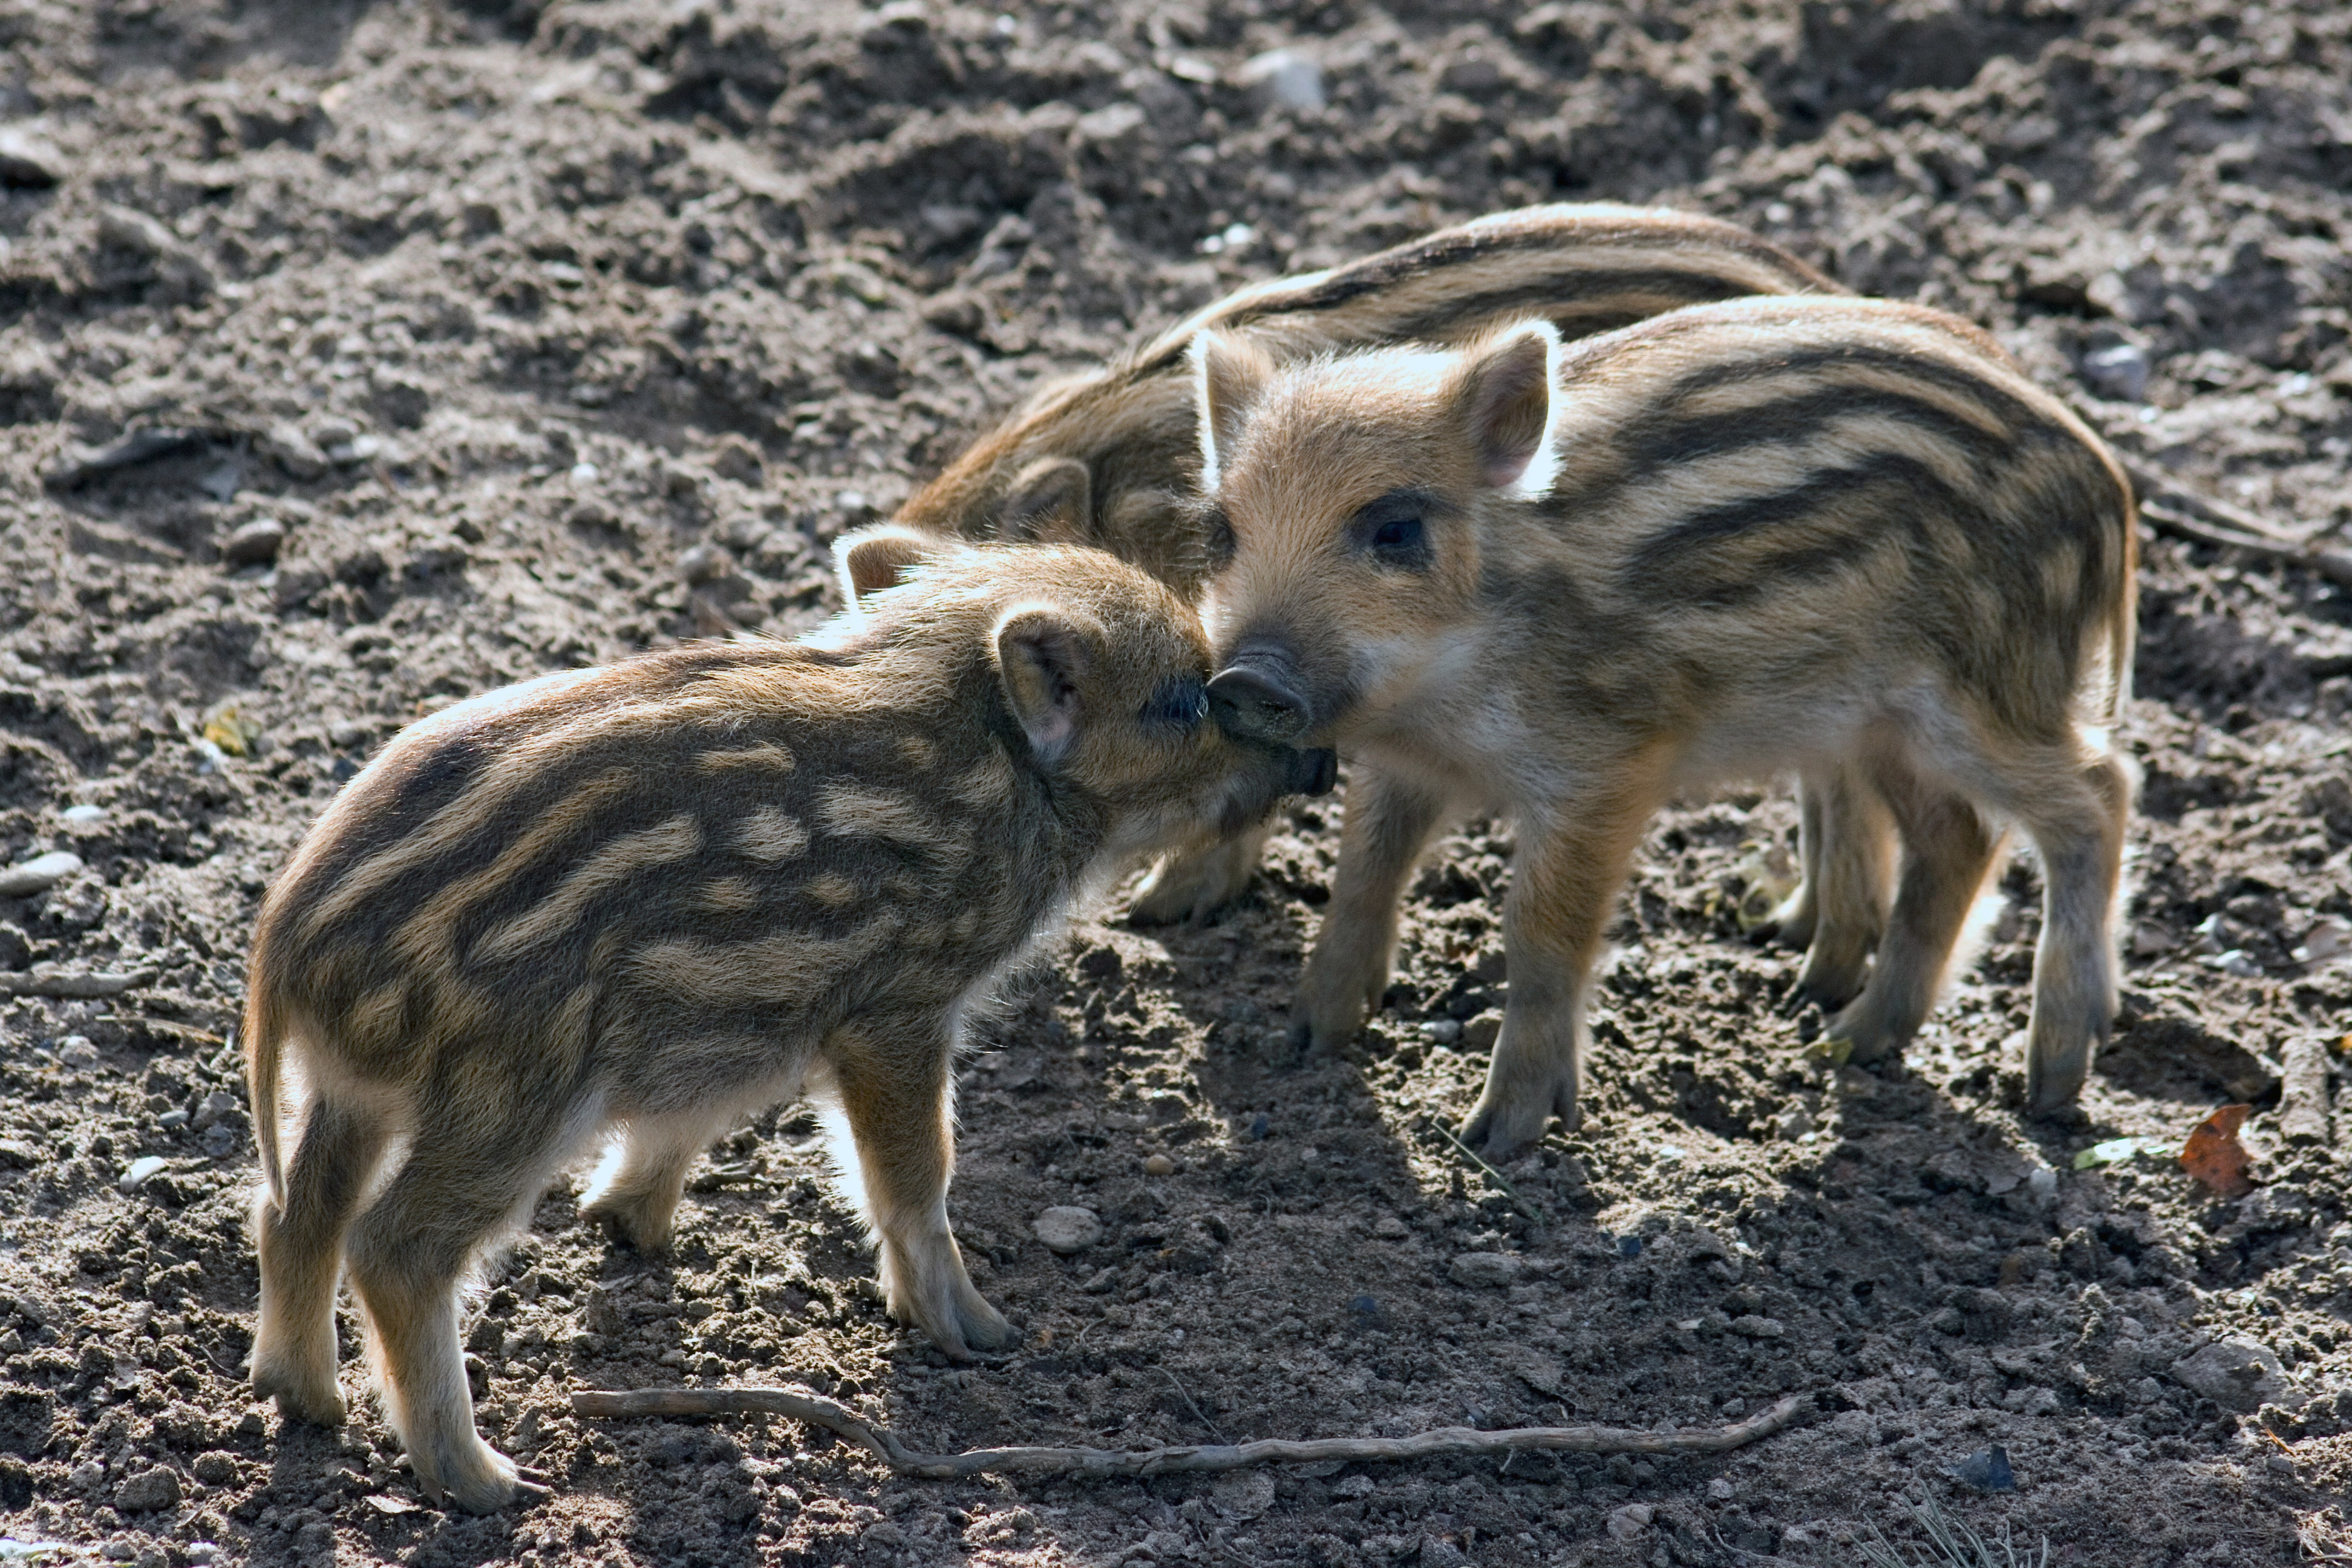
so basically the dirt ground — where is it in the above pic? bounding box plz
[3,1,2352,1564]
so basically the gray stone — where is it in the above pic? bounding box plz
[2079,341,2150,402]
[0,851,83,897]
[2172,1337,2302,1413]
[678,543,732,586]
[1729,1315,1785,1339]
[223,517,286,566]
[1033,1206,1103,1255]
[1606,1503,1654,1541]
[1241,49,1325,111]
[0,128,62,188]
[1448,1252,1521,1289]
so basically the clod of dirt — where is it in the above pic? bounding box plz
[2171,1338,2302,1414]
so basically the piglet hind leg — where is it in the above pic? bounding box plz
[1129,821,1276,927]
[1289,769,1445,1055]
[829,1022,1009,1359]
[345,1094,564,1514]
[1459,768,1664,1161]
[580,1106,735,1252]
[1783,763,1895,1011]
[251,1093,391,1426]
[2017,750,2131,1113]
[1820,748,2001,1069]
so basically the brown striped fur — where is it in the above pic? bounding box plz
[891,203,1834,926]
[243,539,1328,1512]
[1191,296,2137,1157]
[902,203,1833,597]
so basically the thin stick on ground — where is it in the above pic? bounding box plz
[2115,456,2352,590]
[571,1385,1808,1480]
[1420,1117,1544,1226]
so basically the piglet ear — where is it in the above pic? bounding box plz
[994,604,1102,764]
[833,524,945,625]
[1452,321,1561,492]
[1190,329,1277,494]
[999,456,1092,544]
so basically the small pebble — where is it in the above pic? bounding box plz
[0,126,64,188]
[1617,1234,1642,1259]
[1032,1206,1103,1255]
[0,849,84,897]
[57,1036,100,1070]
[1707,1477,1736,1501]
[1241,48,1325,111]
[1606,1503,1654,1541]
[678,543,731,585]
[2079,341,2151,402]
[157,1109,189,1129]
[222,517,287,565]
[1142,1154,1175,1177]
[60,804,105,824]
[193,1090,241,1129]
[328,719,368,749]
[119,1155,168,1191]
[570,462,600,485]
[1421,1018,1462,1045]
[2027,1167,2059,1199]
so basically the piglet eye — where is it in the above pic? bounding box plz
[1203,509,1236,567]
[1354,494,1433,570]
[1142,676,1208,730]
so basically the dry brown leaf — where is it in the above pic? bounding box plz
[2181,1103,2255,1198]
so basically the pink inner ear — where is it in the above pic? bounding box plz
[1467,333,1552,489]
[1483,449,1534,488]
[1027,707,1075,753]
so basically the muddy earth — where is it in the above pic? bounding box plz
[2,1,2352,1564]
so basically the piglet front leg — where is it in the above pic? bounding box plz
[1459,763,1663,1160]
[828,1022,1011,1359]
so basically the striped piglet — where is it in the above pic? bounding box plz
[1191,296,2137,1156]
[242,536,1331,1510]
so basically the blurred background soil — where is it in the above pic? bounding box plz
[2,1,2351,1564]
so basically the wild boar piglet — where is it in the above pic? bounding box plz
[892,202,1838,926]
[1192,295,2136,1157]
[243,532,1333,1512]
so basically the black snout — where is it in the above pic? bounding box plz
[1289,746,1338,797]
[1208,661,1310,745]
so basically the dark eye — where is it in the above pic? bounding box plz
[1352,490,1436,570]
[1201,508,1236,569]
[1142,676,1209,731]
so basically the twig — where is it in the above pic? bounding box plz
[570,1384,1806,1479]
[2,969,154,998]
[2115,456,2352,589]
[2139,500,2352,590]
[1154,1365,1227,1444]
[1420,1117,1544,1226]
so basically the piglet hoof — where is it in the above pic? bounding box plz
[422,1439,533,1515]
[580,1197,673,1255]
[251,1367,346,1428]
[1457,1089,1576,1164]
